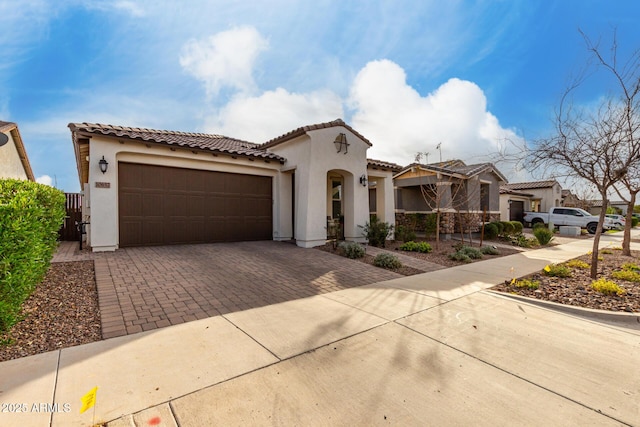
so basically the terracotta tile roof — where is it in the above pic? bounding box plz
[501,180,558,190]
[367,158,403,171]
[261,118,372,148]
[68,123,285,163]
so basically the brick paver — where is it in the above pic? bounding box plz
[54,241,404,338]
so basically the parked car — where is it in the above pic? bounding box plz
[606,214,626,230]
[523,207,615,234]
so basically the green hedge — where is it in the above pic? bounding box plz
[0,179,65,333]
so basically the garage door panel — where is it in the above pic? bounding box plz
[142,220,164,246]
[119,163,272,247]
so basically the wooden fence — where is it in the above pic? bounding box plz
[59,193,82,241]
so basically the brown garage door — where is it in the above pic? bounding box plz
[118,163,272,247]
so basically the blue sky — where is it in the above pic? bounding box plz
[2,0,639,192]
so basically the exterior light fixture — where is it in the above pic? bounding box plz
[359,174,368,187]
[333,133,349,154]
[98,156,109,174]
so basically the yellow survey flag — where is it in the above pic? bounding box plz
[510,278,516,285]
[80,386,98,414]
[544,265,551,272]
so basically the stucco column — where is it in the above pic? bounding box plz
[274,172,293,241]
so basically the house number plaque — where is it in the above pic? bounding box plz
[95,182,110,188]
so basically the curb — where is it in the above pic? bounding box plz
[485,290,640,329]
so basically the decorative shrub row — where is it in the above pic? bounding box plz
[0,179,65,333]
[484,221,523,239]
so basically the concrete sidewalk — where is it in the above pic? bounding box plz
[1,237,639,426]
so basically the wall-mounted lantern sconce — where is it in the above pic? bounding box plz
[359,174,368,187]
[333,133,349,154]
[99,156,109,174]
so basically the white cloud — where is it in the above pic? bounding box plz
[205,88,343,142]
[180,26,268,97]
[113,1,146,17]
[349,59,524,172]
[36,175,53,186]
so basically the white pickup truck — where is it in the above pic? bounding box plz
[523,207,614,234]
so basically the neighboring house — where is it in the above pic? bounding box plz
[70,119,398,251]
[0,121,35,181]
[500,180,562,213]
[393,160,506,235]
[499,187,533,223]
[589,200,628,216]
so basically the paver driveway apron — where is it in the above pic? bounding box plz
[93,241,402,338]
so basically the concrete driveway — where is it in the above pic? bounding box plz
[82,241,404,338]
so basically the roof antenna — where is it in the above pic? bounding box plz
[436,142,442,163]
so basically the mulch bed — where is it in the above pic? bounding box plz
[0,261,101,362]
[492,250,640,313]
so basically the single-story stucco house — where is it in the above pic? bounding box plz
[70,119,400,251]
[0,120,34,181]
[71,120,511,251]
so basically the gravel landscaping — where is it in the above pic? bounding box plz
[0,260,100,362]
[492,248,640,313]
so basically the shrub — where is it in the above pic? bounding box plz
[565,259,590,269]
[533,227,554,245]
[399,241,432,253]
[591,278,626,296]
[450,245,483,262]
[611,269,640,282]
[510,221,523,234]
[512,233,538,248]
[514,278,540,290]
[632,217,639,227]
[480,245,500,255]
[543,264,571,278]
[394,225,417,243]
[491,221,504,235]
[373,253,402,269]
[337,241,365,259]
[449,252,472,263]
[483,222,499,240]
[532,222,547,230]
[0,179,65,333]
[460,246,483,259]
[360,216,394,248]
[622,262,640,271]
[501,221,515,236]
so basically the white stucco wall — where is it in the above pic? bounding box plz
[367,169,395,226]
[269,126,372,248]
[526,183,562,212]
[0,130,29,180]
[86,137,281,251]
